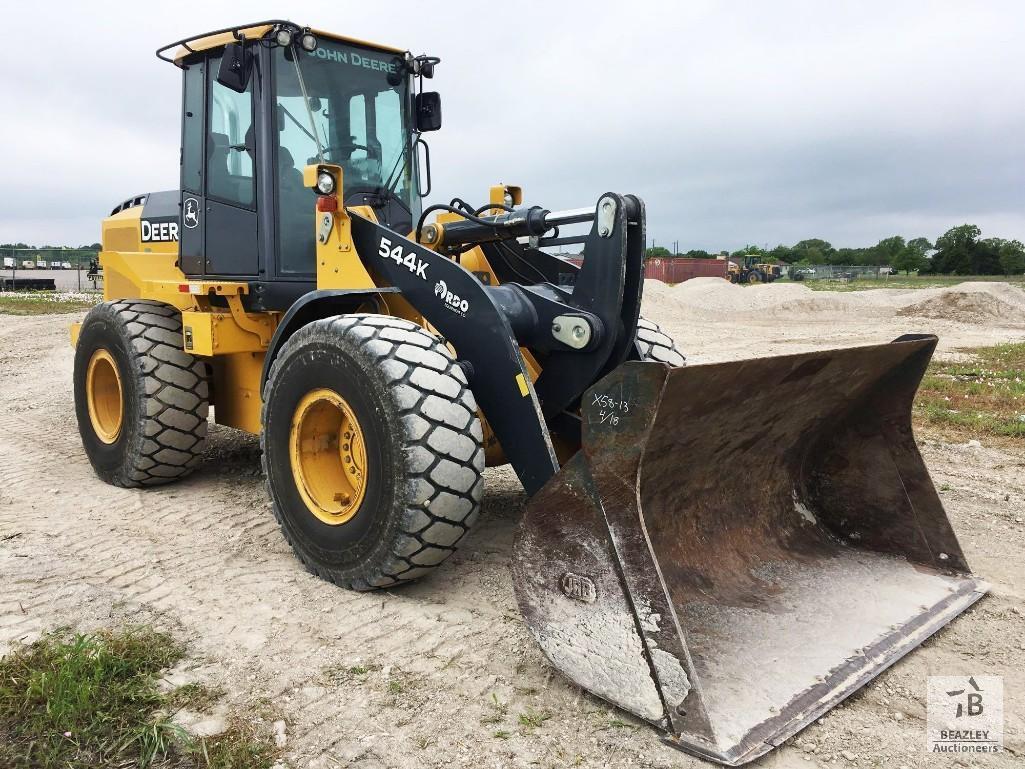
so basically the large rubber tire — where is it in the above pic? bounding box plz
[635,317,686,366]
[261,314,485,590]
[73,300,209,487]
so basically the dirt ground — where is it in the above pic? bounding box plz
[1,280,1023,768]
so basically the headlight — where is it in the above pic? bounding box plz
[274,27,293,47]
[300,33,318,52]
[316,171,336,195]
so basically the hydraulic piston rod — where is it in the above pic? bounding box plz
[424,204,622,249]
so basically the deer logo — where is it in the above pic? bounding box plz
[183,197,200,229]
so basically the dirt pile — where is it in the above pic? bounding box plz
[644,278,875,324]
[647,278,1025,328]
[897,283,1025,324]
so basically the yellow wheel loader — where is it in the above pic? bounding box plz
[71,20,985,765]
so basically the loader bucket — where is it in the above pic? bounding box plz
[512,335,986,766]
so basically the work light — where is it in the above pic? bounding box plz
[274,27,293,47]
[300,32,318,52]
[316,171,336,195]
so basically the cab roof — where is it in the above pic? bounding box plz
[156,18,404,66]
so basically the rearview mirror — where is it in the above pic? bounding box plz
[217,42,251,93]
[415,92,442,132]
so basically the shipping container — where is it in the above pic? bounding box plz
[643,257,728,283]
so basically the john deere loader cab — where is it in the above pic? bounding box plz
[70,19,986,766]
[165,22,430,306]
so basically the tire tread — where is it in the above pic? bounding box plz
[83,299,208,487]
[261,314,484,590]
[636,317,686,366]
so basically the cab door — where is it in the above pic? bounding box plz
[179,51,259,278]
[179,57,205,275]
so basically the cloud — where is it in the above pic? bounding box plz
[1,0,1021,250]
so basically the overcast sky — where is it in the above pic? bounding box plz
[2,1,1022,251]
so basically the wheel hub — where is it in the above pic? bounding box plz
[289,388,368,525]
[86,348,124,444]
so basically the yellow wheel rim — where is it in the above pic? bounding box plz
[86,348,124,444]
[289,388,368,525]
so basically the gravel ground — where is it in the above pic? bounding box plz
[0,280,1022,768]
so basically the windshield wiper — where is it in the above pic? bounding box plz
[279,105,319,145]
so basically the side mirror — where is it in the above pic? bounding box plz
[415,92,442,132]
[217,42,251,93]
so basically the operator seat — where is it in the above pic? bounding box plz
[277,145,315,272]
[207,132,233,201]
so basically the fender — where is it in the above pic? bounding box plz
[260,288,400,389]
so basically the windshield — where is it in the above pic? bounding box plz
[274,39,417,273]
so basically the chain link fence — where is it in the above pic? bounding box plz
[0,248,101,292]
[788,264,897,282]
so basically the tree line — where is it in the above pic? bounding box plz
[645,224,1025,275]
[1,242,102,251]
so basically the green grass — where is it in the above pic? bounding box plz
[802,274,1025,292]
[517,707,552,729]
[914,342,1025,442]
[0,627,276,769]
[480,692,509,725]
[195,719,278,769]
[0,292,100,315]
[169,682,227,712]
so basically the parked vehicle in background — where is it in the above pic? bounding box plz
[22,260,35,269]
[2,257,15,269]
[50,261,63,270]
[35,258,46,269]
[62,261,73,270]
[791,267,817,281]
[727,256,782,284]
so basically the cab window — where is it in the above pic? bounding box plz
[181,60,204,194]
[206,54,255,208]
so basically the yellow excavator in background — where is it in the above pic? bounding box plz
[70,20,984,765]
[727,256,782,283]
